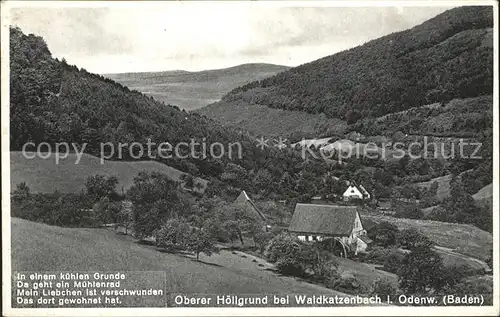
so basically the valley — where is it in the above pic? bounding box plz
[7,4,495,308]
[105,63,289,111]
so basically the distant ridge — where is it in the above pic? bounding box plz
[105,63,289,77]
[105,63,289,110]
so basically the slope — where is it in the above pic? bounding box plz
[105,63,289,110]
[198,6,493,138]
[9,26,312,199]
[10,151,208,194]
[11,217,344,295]
[360,212,492,261]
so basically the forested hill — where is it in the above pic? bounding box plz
[204,6,493,126]
[9,26,316,199]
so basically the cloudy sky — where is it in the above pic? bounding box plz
[9,2,454,74]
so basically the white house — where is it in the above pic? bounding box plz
[342,183,371,201]
[287,204,371,255]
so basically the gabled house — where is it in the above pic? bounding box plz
[342,182,371,201]
[233,190,267,221]
[288,204,371,255]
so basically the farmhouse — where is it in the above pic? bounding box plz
[233,190,266,221]
[288,204,371,255]
[342,183,371,201]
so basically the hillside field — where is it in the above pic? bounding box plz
[197,100,347,138]
[10,151,207,194]
[360,213,492,261]
[415,174,453,201]
[11,217,344,296]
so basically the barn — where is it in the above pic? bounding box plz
[288,204,371,256]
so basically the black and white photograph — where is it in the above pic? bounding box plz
[1,1,498,316]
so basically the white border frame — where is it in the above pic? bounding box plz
[1,1,499,316]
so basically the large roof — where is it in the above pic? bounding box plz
[233,190,266,221]
[288,204,358,236]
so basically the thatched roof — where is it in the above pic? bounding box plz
[288,204,358,236]
[233,190,266,221]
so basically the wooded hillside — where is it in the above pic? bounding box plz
[207,6,493,130]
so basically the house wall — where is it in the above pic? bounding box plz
[343,186,363,201]
[347,212,366,245]
[355,239,368,254]
[298,235,324,242]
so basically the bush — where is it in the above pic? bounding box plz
[327,272,360,292]
[396,228,433,250]
[12,192,98,227]
[264,233,302,263]
[368,221,399,247]
[364,247,405,266]
[371,278,398,297]
[275,257,306,277]
[383,249,406,273]
[445,276,493,296]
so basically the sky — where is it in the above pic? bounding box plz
[9,2,455,74]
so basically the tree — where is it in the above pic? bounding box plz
[396,228,433,251]
[300,244,338,280]
[220,205,263,246]
[203,217,228,242]
[156,218,191,250]
[368,221,399,247]
[253,231,272,253]
[181,174,195,189]
[127,172,189,238]
[222,220,240,245]
[264,233,302,263]
[187,229,219,261]
[117,203,133,234]
[93,196,121,224]
[85,174,118,201]
[398,248,445,294]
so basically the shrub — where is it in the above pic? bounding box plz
[383,249,406,273]
[364,246,405,266]
[321,261,341,286]
[275,257,306,277]
[12,182,30,203]
[396,228,433,250]
[328,272,360,292]
[371,278,398,297]
[264,233,302,263]
[368,221,399,247]
[445,276,493,296]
